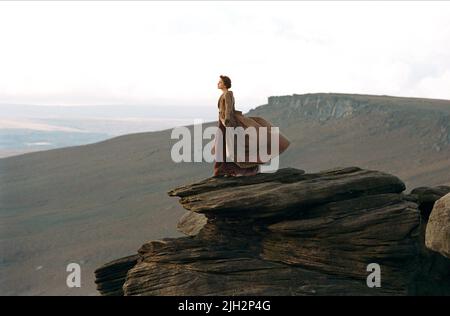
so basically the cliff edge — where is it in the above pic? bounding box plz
[95,167,450,296]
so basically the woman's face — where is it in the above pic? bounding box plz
[217,79,226,90]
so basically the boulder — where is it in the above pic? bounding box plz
[426,193,450,258]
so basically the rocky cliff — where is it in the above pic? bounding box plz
[95,167,450,296]
[252,93,450,150]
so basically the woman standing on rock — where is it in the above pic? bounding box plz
[212,75,291,177]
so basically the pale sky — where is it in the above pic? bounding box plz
[1,1,450,111]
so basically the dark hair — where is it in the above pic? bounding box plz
[220,75,232,89]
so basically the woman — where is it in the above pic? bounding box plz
[212,75,291,177]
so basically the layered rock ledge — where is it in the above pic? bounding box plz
[95,167,450,296]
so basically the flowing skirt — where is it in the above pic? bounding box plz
[212,111,290,177]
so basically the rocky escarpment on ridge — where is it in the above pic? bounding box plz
[95,167,450,296]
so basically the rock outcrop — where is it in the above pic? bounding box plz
[94,255,139,296]
[409,186,450,220]
[95,167,450,296]
[426,193,450,259]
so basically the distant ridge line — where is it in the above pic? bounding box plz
[269,92,450,103]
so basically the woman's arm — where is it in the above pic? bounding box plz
[224,92,234,126]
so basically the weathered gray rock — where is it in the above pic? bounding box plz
[263,193,420,290]
[168,166,405,218]
[426,193,450,258]
[95,167,450,296]
[94,254,139,296]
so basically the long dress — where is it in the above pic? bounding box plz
[212,91,291,177]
